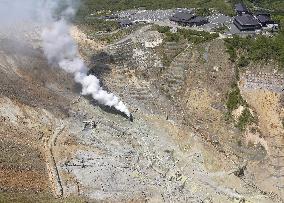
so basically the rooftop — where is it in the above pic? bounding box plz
[235,3,248,13]
[256,15,272,23]
[189,16,208,23]
[255,10,270,16]
[171,11,194,21]
[234,15,259,26]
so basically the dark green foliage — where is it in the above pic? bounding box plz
[248,0,284,13]
[224,31,284,70]
[273,14,284,29]
[178,29,219,44]
[237,55,249,67]
[77,0,234,17]
[250,36,278,62]
[226,83,245,112]
[225,84,256,131]
[226,45,237,62]
[236,107,254,131]
[225,84,255,131]
[81,18,119,32]
[157,26,219,44]
[164,32,180,42]
[229,0,284,14]
[195,8,211,17]
[156,26,171,33]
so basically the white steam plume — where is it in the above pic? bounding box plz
[41,1,130,117]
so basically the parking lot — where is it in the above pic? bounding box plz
[111,9,262,36]
[115,9,176,23]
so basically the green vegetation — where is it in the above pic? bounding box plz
[77,0,234,18]
[195,8,212,17]
[236,107,254,131]
[237,55,250,68]
[212,25,229,34]
[79,20,143,44]
[156,26,171,34]
[155,26,179,42]
[224,32,284,70]
[226,83,245,112]
[165,32,181,42]
[156,26,219,44]
[225,83,255,131]
[80,18,119,32]
[96,25,141,43]
[178,29,219,44]
[226,0,284,71]
[229,0,284,14]
[273,14,284,28]
[154,26,219,66]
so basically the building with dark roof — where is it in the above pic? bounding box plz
[188,16,208,26]
[254,11,274,27]
[235,3,249,15]
[169,11,195,25]
[256,15,274,26]
[255,10,270,17]
[170,11,208,26]
[234,14,261,31]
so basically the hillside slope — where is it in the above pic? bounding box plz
[1,22,283,203]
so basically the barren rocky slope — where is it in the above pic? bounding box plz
[0,24,283,202]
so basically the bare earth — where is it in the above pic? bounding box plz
[0,24,283,202]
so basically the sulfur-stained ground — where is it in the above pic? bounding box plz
[0,24,283,203]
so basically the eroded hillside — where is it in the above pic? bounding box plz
[0,22,283,203]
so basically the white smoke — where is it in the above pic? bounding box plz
[41,1,130,117]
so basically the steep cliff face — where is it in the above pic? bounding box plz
[0,24,283,203]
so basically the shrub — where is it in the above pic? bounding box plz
[236,108,254,131]
[224,32,284,70]
[82,18,119,32]
[177,28,219,44]
[237,55,250,67]
[157,26,171,33]
[78,0,235,17]
[226,83,245,112]
[165,32,180,42]
[195,8,211,17]
[155,26,219,44]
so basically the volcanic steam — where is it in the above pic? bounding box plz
[41,1,130,117]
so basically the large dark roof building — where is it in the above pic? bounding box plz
[170,11,208,26]
[255,10,270,17]
[189,16,209,26]
[255,11,274,26]
[256,15,274,26]
[235,3,249,15]
[170,11,195,25]
[234,14,261,31]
